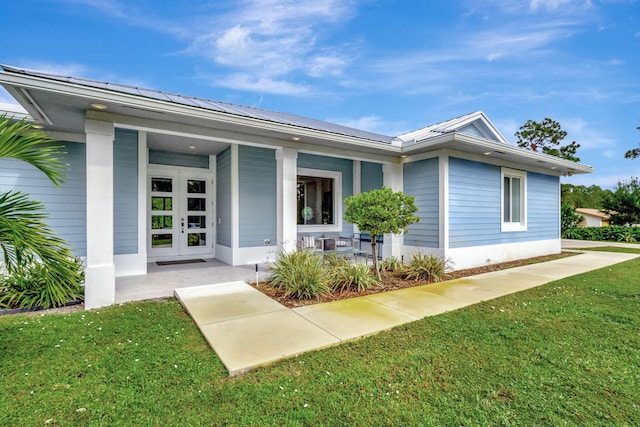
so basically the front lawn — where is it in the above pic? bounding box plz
[1,258,639,426]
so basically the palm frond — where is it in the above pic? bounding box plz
[0,114,67,186]
[0,191,73,273]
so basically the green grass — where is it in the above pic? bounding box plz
[576,246,640,254]
[1,259,639,426]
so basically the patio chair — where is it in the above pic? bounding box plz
[297,234,323,252]
[322,233,354,251]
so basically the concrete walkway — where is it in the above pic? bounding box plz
[175,250,639,375]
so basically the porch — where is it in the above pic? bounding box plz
[115,259,260,304]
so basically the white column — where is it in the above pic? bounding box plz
[382,162,403,259]
[276,148,298,253]
[439,154,449,255]
[352,160,361,235]
[230,145,239,264]
[84,119,115,309]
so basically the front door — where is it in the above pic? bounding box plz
[149,170,213,260]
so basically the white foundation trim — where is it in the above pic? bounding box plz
[445,239,561,270]
[215,244,233,265]
[234,246,279,266]
[115,253,147,276]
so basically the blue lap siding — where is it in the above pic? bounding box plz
[361,161,383,192]
[216,148,232,247]
[0,141,87,255]
[238,145,277,247]
[448,157,559,248]
[403,158,440,248]
[113,128,138,255]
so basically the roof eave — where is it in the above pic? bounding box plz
[403,132,594,175]
[0,69,401,153]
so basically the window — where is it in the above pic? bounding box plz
[501,168,527,232]
[297,168,342,232]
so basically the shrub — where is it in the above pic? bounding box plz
[404,253,450,282]
[379,256,403,273]
[268,250,331,300]
[0,257,84,309]
[565,226,640,243]
[332,262,379,293]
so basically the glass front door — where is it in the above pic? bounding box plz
[149,171,212,258]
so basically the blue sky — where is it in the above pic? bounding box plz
[2,0,639,188]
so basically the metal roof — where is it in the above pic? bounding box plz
[1,65,397,144]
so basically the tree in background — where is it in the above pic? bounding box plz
[623,122,640,159]
[561,183,611,209]
[560,203,583,237]
[0,115,84,308]
[344,187,419,278]
[515,118,581,162]
[602,177,640,226]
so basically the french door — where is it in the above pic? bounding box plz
[148,170,213,259]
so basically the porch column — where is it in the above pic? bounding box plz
[382,162,403,259]
[84,119,115,309]
[276,148,298,253]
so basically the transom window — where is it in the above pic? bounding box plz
[502,168,527,232]
[297,168,342,232]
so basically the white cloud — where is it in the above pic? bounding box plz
[214,73,311,96]
[561,117,617,151]
[185,0,358,91]
[529,0,592,12]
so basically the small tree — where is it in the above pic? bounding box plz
[344,187,419,278]
[515,118,581,162]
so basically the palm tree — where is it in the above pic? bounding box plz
[0,114,84,308]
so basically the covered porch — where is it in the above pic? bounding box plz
[115,259,260,304]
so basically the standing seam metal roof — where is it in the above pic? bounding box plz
[1,65,397,144]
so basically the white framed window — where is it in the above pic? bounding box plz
[501,168,527,232]
[297,168,342,232]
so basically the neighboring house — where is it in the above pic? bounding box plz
[576,208,610,227]
[0,65,593,309]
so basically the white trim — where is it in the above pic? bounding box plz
[296,167,342,233]
[114,254,147,276]
[444,239,560,270]
[137,131,148,270]
[209,154,217,258]
[234,246,278,265]
[352,160,361,235]
[501,167,527,232]
[84,118,115,309]
[231,145,240,260]
[382,162,403,259]
[276,148,298,253]
[439,154,449,250]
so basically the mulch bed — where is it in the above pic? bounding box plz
[251,252,577,308]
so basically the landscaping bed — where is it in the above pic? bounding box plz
[252,251,577,308]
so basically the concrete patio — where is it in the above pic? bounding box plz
[173,250,640,375]
[115,259,260,304]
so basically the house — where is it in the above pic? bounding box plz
[576,208,610,227]
[0,65,594,309]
